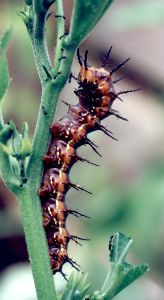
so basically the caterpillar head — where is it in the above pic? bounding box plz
[75,65,115,112]
[78,66,111,85]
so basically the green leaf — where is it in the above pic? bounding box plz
[91,233,149,299]
[32,0,55,14]
[0,28,12,52]
[22,121,29,138]
[0,55,10,104]
[61,272,90,300]
[101,262,148,299]
[9,155,21,179]
[10,121,22,156]
[9,121,31,159]
[20,122,32,158]
[19,5,34,33]
[109,232,133,263]
[0,28,11,105]
[64,0,114,47]
[0,123,12,144]
[0,143,18,181]
[25,0,32,5]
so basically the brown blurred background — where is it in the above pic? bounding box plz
[0,0,164,299]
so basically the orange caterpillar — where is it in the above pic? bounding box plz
[39,48,136,278]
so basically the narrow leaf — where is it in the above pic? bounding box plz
[109,232,133,263]
[0,55,10,104]
[9,121,22,155]
[0,143,18,181]
[61,272,89,300]
[9,155,21,179]
[0,123,12,144]
[20,122,32,158]
[0,27,11,52]
[64,0,114,47]
[0,28,11,104]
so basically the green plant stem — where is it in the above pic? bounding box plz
[27,45,76,179]
[15,3,77,298]
[17,7,59,299]
[16,186,57,300]
[24,50,75,299]
[53,0,65,72]
[32,11,51,83]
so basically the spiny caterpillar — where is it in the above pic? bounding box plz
[39,48,138,279]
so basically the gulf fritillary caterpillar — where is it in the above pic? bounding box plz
[39,48,138,278]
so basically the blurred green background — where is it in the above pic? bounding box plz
[0,0,164,299]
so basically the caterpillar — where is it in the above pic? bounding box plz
[39,48,137,278]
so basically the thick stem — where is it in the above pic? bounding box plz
[27,82,57,178]
[25,47,75,297]
[20,3,76,298]
[27,46,76,179]
[16,186,57,300]
[18,7,59,299]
